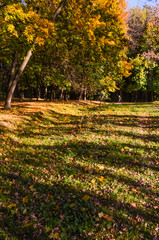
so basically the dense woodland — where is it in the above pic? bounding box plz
[0,0,159,108]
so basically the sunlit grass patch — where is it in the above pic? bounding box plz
[0,101,159,239]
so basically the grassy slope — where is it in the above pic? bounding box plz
[0,101,159,240]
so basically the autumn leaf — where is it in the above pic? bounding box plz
[98,212,104,218]
[98,176,105,182]
[98,165,105,170]
[130,203,136,208]
[103,215,113,221]
[7,204,16,209]
[82,208,86,211]
[91,179,96,184]
[55,205,60,211]
[70,203,75,208]
[82,195,90,201]
[22,222,33,228]
[49,232,60,239]
[22,196,29,204]
[45,226,51,232]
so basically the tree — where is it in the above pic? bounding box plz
[126,4,159,102]
[0,0,67,109]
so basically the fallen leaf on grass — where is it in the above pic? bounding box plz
[55,205,60,211]
[98,176,105,182]
[98,212,104,218]
[70,203,75,208]
[98,212,113,221]
[82,195,90,201]
[7,204,16,209]
[22,196,29,204]
[91,179,96,184]
[82,208,86,211]
[98,165,105,170]
[45,226,51,232]
[130,203,136,208]
[49,232,60,239]
[103,214,113,221]
[22,222,33,228]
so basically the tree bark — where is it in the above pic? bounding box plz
[8,52,18,91]
[18,83,24,102]
[44,84,48,101]
[79,88,83,100]
[119,89,123,102]
[36,81,41,101]
[84,89,87,101]
[60,88,64,100]
[4,49,32,109]
[51,0,67,21]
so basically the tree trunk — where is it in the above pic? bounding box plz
[79,88,83,100]
[50,85,56,101]
[135,92,138,102]
[29,87,33,101]
[8,52,18,91]
[44,84,48,101]
[18,83,24,102]
[120,89,123,102]
[151,90,154,102]
[60,89,64,100]
[36,80,41,101]
[84,89,87,101]
[4,49,32,109]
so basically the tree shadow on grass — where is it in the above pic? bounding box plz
[0,167,158,240]
[0,103,159,239]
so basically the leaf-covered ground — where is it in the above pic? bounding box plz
[0,101,159,240]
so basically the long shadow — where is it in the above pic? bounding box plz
[0,168,158,240]
[2,136,158,198]
[1,103,159,239]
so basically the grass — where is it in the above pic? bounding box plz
[0,100,159,240]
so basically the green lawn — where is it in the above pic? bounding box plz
[0,101,159,240]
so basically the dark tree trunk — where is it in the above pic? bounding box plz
[135,92,138,102]
[50,85,55,101]
[65,91,70,101]
[79,88,83,100]
[29,87,33,101]
[36,80,41,101]
[18,83,24,102]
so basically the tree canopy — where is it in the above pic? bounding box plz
[0,1,158,106]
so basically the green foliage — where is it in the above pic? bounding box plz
[127,56,148,92]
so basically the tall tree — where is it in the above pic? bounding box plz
[1,0,67,109]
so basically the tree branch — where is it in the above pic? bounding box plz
[51,0,67,22]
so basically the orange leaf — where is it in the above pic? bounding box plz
[82,195,90,201]
[103,215,113,221]
[70,203,75,208]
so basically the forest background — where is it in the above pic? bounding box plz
[0,0,159,109]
